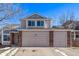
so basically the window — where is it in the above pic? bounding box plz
[76,35,79,38]
[28,20,35,26]
[4,35,10,41]
[37,21,44,26]
[75,26,79,30]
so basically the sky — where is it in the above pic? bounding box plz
[1,3,79,27]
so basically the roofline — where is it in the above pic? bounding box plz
[20,13,52,21]
[18,29,74,32]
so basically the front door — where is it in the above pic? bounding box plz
[10,33,19,46]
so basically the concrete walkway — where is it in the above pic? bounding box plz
[7,48,19,56]
[0,48,19,56]
[0,47,10,50]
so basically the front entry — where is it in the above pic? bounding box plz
[10,33,19,46]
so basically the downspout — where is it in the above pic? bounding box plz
[1,28,4,45]
[74,31,76,40]
[70,31,72,47]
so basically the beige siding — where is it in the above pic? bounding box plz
[21,20,26,29]
[22,31,49,47]
[44,20,51,28]
[53,31,67,47]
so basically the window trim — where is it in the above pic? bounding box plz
[28,20,35,26]
[37,21,44,26]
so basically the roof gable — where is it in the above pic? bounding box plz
[26,14,48,19]
[63,20,79,26]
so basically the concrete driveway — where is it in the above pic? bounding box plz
[14,47,79,56]
[56,47,79,56]
[15,47,63,56]
[1,47,79,56]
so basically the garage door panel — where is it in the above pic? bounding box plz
[22,31,49,47]
[53,31,67,47]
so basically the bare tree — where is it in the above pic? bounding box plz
[0,3,22,27]
[0,3,21,22]
[69,12,75,21]
[59,13,67,25]
[59,11,75,25]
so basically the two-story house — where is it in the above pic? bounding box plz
[1,13,79,47]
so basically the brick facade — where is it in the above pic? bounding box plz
[49,31,53,47]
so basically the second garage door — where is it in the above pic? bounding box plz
[22,31,49,47]
[53,31,67,47]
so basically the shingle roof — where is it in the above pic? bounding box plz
[26,13,48,19]
[3,24,20,30]
[63,20,79,26]
[63,20,74,26]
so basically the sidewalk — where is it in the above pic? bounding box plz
[0,48,19,56]
[0,47,10,50]
[0,48,14,56]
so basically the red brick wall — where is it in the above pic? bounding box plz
[67,31,79,47]
[49,31,53,47]
[67,31,71,47]
[72,40,79,47]
[18,31,22,47]
[10,33,14,47]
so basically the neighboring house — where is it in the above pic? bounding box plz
[62,20,79,30]
[1,13,79,47]
[0,24,19,46]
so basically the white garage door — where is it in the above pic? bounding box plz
[53,31,67,47]
[22,31,49,47]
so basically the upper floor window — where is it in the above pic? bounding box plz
[37,21,44,26]
[28,20,35,26]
